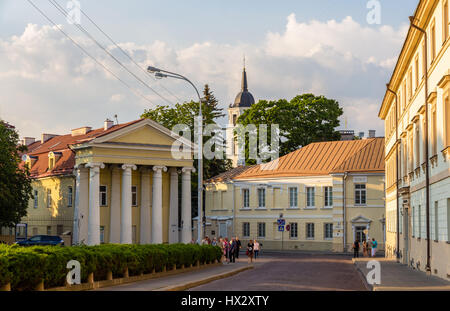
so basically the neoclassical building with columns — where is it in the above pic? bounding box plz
[16,118,195,245]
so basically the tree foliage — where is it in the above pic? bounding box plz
[0,121,33,228]
[238,93,343,164]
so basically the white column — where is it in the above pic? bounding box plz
[181,167,195,243]
[73,164,89,245]
[140,167,151,244]
[121,164,137,244]
[86,162,105,246]
[152,165,167,244]
[169,168,179,244]
[109,165,121,243]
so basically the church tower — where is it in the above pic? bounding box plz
[227,62,255,167]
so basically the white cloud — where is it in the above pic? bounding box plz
[0,16,407,139]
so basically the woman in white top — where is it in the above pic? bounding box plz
[253,240,260,260]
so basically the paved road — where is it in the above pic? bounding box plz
[190,252,367,291]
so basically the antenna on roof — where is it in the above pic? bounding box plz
[114,114,119,124]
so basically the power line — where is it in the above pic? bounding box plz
[75,3,182,103]
[26,0,156,106]
[47,0,174,105]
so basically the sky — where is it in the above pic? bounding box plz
[0,0,419,139]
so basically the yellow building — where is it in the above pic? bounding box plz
[14,118,195,245]
[379,0,450,280]
[201,138,386,252]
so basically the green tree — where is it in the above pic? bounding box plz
[141,85,232,217]
[238,93,343,164]
[0,121,33,228]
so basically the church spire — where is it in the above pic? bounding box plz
[241,62,248,92]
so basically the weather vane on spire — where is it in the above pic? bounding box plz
[243,54,246,69]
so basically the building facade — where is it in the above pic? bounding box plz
[379,0,450,280]
[201,138,386,252]
[13,118,195,245]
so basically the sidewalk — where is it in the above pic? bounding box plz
[353,258,450,291]
[94,259,254,291]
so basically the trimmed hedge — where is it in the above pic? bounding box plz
[0,243,222,290]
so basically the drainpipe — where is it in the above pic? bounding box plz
[343,172,348,252]
[409,16,431,274]
[386,85,401,261]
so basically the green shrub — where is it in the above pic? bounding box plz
[0,243,222,290]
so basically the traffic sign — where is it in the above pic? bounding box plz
[278,225,285,232]
[286,224,291,231]
[277,219,286,226]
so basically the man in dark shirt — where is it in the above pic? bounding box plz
[235,236,242,259]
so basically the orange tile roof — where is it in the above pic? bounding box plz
[206,165,255,183]
[22,119,145,178]
[232,138,385,180]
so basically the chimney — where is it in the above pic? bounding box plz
[358,132,365,139]
[41,133,58,143]
[104,119,114,130]
[21,137,35,146]
[71,126,92,136]
[368,130,376,138]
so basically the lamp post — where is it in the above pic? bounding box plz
[147,66,203,244]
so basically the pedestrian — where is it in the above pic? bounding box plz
[212,237,217,246]
[371,238,378,257]
[368,239,373,257]
[253,239,260,260]
[352,239,360,258]
[229,237,237,263]
[235,236,242,259]
[224,238,230,263]
[246,239,254,264]
[362,240,368,257]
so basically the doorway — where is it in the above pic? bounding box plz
[219,222,227,238]
[355,226,367,242]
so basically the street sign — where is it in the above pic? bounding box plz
[278,225,285,232]
[286,224,291,231]
[277,219,285,226]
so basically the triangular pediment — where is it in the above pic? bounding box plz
[351,215,372,224]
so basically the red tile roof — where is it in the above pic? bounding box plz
[230,138,384,180]
[22,119,144,178]
[205,165,255,183]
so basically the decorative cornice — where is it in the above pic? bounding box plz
[427,91,437,103]
[418,104,426,115]
[406,123,414,131]
[411,114,420,123]
[437,73,450,89]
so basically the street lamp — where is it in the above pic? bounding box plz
[147,65,203,245]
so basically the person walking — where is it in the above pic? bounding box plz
[371,238,378,257]
[235,236,242,259]
[246,239,254,264]
[229,237,237,263]
[368,239,373,257]
[362,240,368,257]
[352,239,360,258]
[224,238,230,263]
[253,240,260,260]
[212,237,217,246]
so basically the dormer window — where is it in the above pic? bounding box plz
[22,155,38,169]
[48,152,62,171]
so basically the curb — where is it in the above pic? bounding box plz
[157,265,254,291]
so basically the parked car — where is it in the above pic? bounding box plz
[15,235,64,246]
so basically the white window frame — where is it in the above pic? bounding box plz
[288,187,298,208]
[355,184,367,206]
[290,223,298,239]
[132,185,138,207]
[242,188,250,208]
[99,185,107,206]
[257,188,266,208]
[324,223,333,240]
[47,189,52,208]
[243,222,250,237]
[33,190,38,209]
[257,222,266,238]
[324,186,333,207]
[306,187,315,208]
[68,186,73,207]
[306,223,315,239]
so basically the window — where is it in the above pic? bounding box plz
[355,184,366,205]
[431,21,436,61]
[257,188,266,208]
[242,189,250,208]
[445,94,450,147]
[68,186,73,207]
[324,186,333,207]
[418,204,422,238]
[243,222,250,237]
[47,189,52,208]
[47,226,52,235]
[57,225,63,236]
[290,223,298,239]
[100,226,105,244]
[32,227,38,236]
[434,201,439,241]
[288,187,298,208]
[402,81,407,110]
[415,56,419,91]
[409,133,414,172]
[422,41,426,78]
[412,206,416,237]
[445,0,449,42]
[306,223,315,239]
[415,122,421,168]
[99,185,107,206]
[33,190,38,209]
[324,223,333,239]
[408,69,412,101]
[306,187,315,207]
[232,114,237,126]
[132,186,137,206]
[431,106,437,155]
[257,222,266,238]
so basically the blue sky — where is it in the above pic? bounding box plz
[0,0,419,138]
